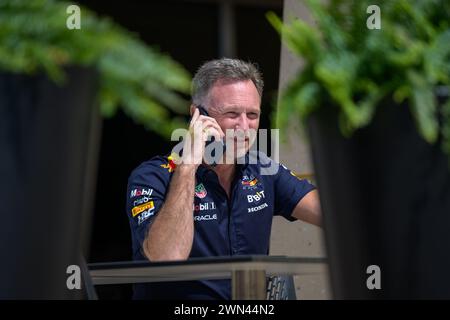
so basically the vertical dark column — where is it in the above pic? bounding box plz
[0,67,100,299]
[218,1,237,58]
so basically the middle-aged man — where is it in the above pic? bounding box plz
[126,58,322,300]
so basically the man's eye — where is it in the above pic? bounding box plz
[248,113,259,119]
[226,112,238,117]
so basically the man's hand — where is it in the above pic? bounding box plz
[181,107,224,167]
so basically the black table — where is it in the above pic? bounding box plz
[89,255,327,300]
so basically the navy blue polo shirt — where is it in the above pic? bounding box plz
[126,151,315,300]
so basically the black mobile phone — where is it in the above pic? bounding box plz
[196,105,209,117]
[195,105,226,166]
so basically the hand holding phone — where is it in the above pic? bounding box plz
[192,105,226,166]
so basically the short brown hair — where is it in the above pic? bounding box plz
[191,58,264,106]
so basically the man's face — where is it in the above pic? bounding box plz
[206,79,261,160]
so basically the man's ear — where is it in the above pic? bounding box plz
[189,104,196,117]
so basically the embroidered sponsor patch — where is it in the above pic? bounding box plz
[195,183,207,198]
[248,202,268,213]
[132,201,154,217]
[193,201,216,212]
[137,208,155,225]
[247,190,265,203]
[133,196,152,207]
[160,153,179,173]
[241,175,259,189]
[130,188,153,198]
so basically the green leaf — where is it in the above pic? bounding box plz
[266,11,322,63]
[424,29,450,84]
[407,70,439,143]
[0,0,192,139]
[293,82,321,120]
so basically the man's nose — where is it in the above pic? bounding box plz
[236,113,250,131]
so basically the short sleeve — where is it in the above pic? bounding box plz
[273,163,316,221]
[126,158,170,257]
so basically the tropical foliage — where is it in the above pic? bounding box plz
[268,0,450,156]
[0,0,192,137]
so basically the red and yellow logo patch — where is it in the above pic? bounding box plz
[160,153,179,173]
[132,201,154,217]
[242,178,258,187]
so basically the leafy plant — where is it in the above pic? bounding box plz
[0,0,192,138]
[267,0,450,157]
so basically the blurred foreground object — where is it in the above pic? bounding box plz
[0,0,191,298]
[0,67,98,298]
[269,0,450,298]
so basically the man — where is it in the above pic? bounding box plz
[126,58,321,299]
